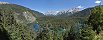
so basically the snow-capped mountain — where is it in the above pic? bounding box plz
[44,11,59,15]
[0,2,9,4]
[44,8,80,16]
[57,8,80,15]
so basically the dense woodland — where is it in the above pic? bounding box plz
[0,4,103,40]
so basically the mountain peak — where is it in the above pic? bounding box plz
[44,10,59,15]
[0,2,9,4]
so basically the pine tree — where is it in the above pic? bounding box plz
[88,6,103,34]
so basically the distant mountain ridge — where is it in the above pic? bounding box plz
[44,6,101,18]
[44,8,80,16]
[0,2,9,4]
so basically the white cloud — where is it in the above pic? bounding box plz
[95,1,101,3]
[77,5,83,8]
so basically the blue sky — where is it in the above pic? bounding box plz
[0,0,103,13]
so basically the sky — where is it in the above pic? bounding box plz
[0,0,103,13]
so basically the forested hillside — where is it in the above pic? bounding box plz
[0,4,43,40]
[0,3,103,40]
[36,5,103,40]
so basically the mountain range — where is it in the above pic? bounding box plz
[0,2,102,40]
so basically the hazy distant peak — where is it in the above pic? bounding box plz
[0,2,9,4]
[44,10,60,15]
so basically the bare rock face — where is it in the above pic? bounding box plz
[14,11,36,24]
[23,11,36,23]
